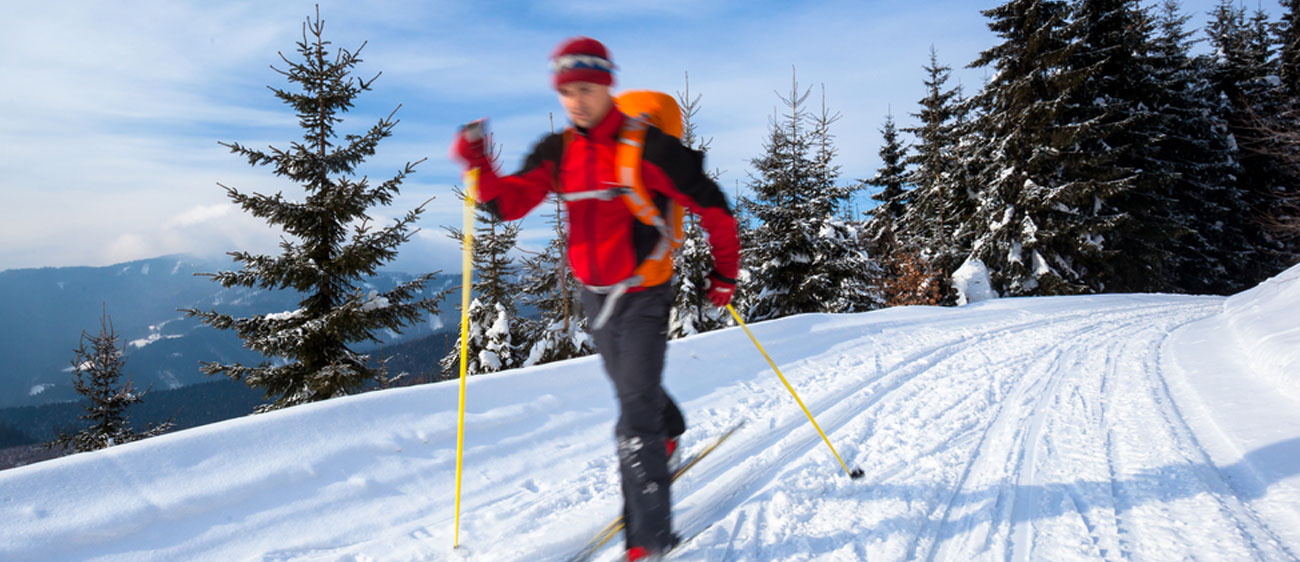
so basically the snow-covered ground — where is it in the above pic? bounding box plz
[3,266,1299,561]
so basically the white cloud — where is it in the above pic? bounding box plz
[166,204,236,229]
[1,0,1284,273]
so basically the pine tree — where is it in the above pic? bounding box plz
[1148,0,1255,293]
[187,11,447,411]
[866,113,909,225]
[1207,1,1295,282]
[809,85,883,312]
[49,308,172,453]
[670,72,730,338]
[966,0,1080,295]
[742,70,880,320]
[518,200,595,366]
[863,112,909,260]
[1266,0,1300,240]
[440,183,529,377]
[946,89,988,276]
[899,47,969,284]
[1052,0,1185,293]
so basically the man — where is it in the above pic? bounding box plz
[451,36,740,560]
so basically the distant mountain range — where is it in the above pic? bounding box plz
[0,255,458,409]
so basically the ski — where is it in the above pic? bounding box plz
[567,422,745,562]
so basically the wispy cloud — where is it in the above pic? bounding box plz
[0,0,1285,272]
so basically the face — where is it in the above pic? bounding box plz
[557,81,614,129]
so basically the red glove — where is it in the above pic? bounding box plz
[706,270,736,308]
[450,119,488,167]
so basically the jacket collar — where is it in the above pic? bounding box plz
[574,103,625,142]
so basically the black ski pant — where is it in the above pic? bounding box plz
[581,283,685,553]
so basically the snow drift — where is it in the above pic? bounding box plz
[1222,263,1300,402]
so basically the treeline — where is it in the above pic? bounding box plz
[867,0,1300,297]
[460,0,1300,377]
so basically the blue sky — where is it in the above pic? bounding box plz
[0,0,1283,274]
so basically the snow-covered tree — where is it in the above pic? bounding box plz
[517,201,595,366]
[741,70,880,320]
[1146,0,1257,293]
[187,11,446,411]
[670,72,730,338]
[865,113,909,227]
[965,0,1081,295]
[1277,0,1300,96]
[899,47,972,284]
[1206,0,1296,281]
[441,184,529,377]
[1050,0,1185,293]
[49,309,172,453]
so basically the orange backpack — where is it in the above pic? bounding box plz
[613,90,686,288]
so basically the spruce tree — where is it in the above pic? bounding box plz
[966,0,1079,295]
[518,200,595,366]
[440,184,529,377]
[187,11,447,411]
[900,47,969,283]
[1277,0,1300,96]
[49,309,172,453]
[809,86,882,312]
[1148,0,1254,293]
[1054,0,1182,293]
[866,112,909,227]
[741,70,880,320]
[1267,0,1300,240]
[670,73,729,338]
[1207,1,1294,282]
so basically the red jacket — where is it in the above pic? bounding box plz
[470,108,740,288]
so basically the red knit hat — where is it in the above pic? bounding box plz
[550,36,615,89]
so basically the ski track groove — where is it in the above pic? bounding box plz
[1023,301,1220,562]
[1088,303,1295,562]
[1141,318,1299,562]
[892,300,1213,562]
[918,309,1150,562]
[667,301,1182,561]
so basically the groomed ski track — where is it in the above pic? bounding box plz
[2,294,1298,561]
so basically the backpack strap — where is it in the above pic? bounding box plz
[615,116,679,243]
[558,115,684,316]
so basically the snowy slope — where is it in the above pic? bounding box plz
[2,268,1299,561]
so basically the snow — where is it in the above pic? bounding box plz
[952,258,997,305]
[1222,263,1300,402]
[1031,249,1051,276]
[360,290,391,312]
[129,320,184,349]
[2,277,1300,561]
[264,309,304,322]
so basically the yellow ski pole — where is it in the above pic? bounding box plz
[725,304,864,479]
[454,167,479,548]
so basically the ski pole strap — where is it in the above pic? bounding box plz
[559,185,630,202]
[585,275,644,330]
[725,304,863,479]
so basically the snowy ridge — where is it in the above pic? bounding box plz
[2,281,1299,560]
[1223,264,1300,401]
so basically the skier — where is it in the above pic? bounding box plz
[451,36,740,560]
